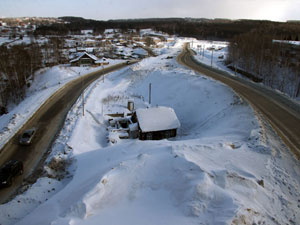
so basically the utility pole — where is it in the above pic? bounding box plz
[82,91,85,116]
[211,48,214,67]
[234,43,238,75]
[102,65,105,83]
[81,73,85,116]
[149,83,152,105]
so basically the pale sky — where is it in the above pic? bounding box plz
[0,0,299,22]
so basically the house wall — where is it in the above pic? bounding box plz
[79,57,94,65]
[71,57,95,66]
[139,129,177,140]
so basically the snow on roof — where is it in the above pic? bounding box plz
[81,30,93,34]
[167,37,175,41]
[104,29,114,34]
[104,29,120,34]
[70,52,98,63]
[140,28,154,35]
[136,106,180,132]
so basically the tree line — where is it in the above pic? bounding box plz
[34,17,286,41]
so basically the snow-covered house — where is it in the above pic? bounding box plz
[70,52,98,66]
[134,106,180,140]
[104,29,121,34]
[81,30,93,35]
[167,37,175,43]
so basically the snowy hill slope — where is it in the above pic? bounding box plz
[1,41,299,225]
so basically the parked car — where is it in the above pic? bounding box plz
[0,160,23,188]
[19,128,36,145]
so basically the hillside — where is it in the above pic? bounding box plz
[34,17,290,40]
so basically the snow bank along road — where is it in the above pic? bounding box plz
[0,61,133,203]
[178,43,300,159]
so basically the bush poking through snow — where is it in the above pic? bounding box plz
[101,94,129,104]
[257,179,264,187]
[44,156,73,180]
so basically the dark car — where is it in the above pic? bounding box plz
[0,160,23,188]
[19,128,36,145]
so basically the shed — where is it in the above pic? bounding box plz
[135,106,180,140]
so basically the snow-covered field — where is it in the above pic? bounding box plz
[190,39,229,69]
[1,39,300,225]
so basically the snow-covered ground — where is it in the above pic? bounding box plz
[189,39,231,73]
[273,40,300,46]
[0,60,124,150]
[1,39,300,225]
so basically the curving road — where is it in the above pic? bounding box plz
[0,62,134,203]
[178,43,300,159]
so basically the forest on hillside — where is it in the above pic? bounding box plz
[35,17,299,41]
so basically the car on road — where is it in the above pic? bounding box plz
[19,128,36,145]
[0,160,23,188]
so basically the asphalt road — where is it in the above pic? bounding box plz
[177,43,300,159]
[0,62,133,203]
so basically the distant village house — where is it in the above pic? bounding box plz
[70,52,98,66]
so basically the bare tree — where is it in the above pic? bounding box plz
[0,43,43,108]
[145,37,154,47]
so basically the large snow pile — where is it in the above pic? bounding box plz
[1,41,299,225]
